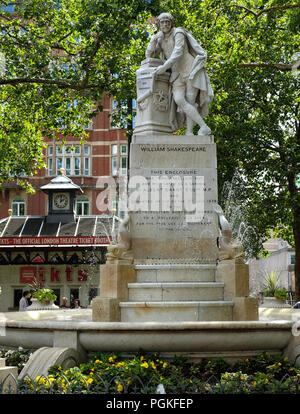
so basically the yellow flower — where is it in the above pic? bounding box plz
[95,359,101,363]
[87,378,93,384]
[245,359,249,363]
[140,356,145,361]
[140,362,149,369]
[116,361,125,367]
[109,357,114,362]
[163,362,167,368]
[150,361,157,370]
[116,381,123,392]
[284,357,288,361]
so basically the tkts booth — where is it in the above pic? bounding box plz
[0,173,112,311]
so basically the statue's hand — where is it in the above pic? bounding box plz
[153,65,165,78]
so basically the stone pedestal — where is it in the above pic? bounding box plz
[92,263,136,322]
[129,134,219,264]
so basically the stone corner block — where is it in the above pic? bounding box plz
[216,259,250,299]
[92,297,121,322]
[233,297,259,321]
[99,263,137,300]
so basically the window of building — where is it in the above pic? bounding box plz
[111,156,118,176]
[290,253,295,265]
[120,144,128,176]
[76,195,90,216]
[84,145,90,175]
[47,144,90,176]
[110,99,136,129]
[112,144,118,155]
[12,196,25,216]
[110,144,128,176]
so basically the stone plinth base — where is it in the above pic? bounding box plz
[92,263,136,322]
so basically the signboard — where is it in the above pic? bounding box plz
[0,236,110,247]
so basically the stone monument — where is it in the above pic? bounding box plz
[92,12,258,322]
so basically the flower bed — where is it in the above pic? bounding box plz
[19,351,300,394]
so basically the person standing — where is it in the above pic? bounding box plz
[19,291,30,312]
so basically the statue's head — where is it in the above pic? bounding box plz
[156,12,175,32]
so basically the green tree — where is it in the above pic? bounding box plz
[161,0,300,299]
[0,0,160,190]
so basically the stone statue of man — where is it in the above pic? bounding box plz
[146,12,213,135]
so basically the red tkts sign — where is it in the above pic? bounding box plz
[20,266,89,283]
[0,236,110,246]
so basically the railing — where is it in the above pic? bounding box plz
[1,373,300,394]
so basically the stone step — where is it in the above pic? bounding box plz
[120,301,234,322]
[128,282,224,302]
[135,264,216,283]
[0,358,5,368]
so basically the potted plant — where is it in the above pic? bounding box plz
[261,271,290,308]
[26,277,59,310]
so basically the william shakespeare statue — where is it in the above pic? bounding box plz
[146,12,213,135]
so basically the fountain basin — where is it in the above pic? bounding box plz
[0,309,299,364]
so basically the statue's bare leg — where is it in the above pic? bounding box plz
[173,86,211,135]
